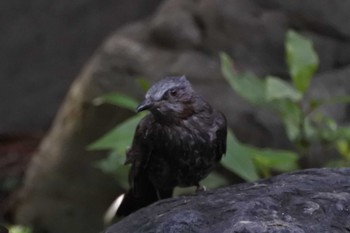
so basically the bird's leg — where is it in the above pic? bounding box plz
[195,184,207,193]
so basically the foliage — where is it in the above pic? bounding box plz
[222,130,298,180]
[220,29,350,170]
[88,113,146,152]
[93,93,138,112]
[286,30,319,93]
[89,30,350,191]
[7,225,32,233]
[88,89,144,186]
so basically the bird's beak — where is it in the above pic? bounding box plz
[136,98,154,113]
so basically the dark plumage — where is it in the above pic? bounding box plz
[116,76,227,216]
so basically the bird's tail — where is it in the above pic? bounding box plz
[116,189,157,217]
[116,175,172,217]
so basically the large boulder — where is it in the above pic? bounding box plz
[0,0,162,133]
[105,168,350,233]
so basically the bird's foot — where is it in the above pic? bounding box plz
[196,185,207,193]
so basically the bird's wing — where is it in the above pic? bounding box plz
[125,115,153,189]
[214,111,227,160]
[116,114,162,217]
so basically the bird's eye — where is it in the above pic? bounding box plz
[169,89,177,97]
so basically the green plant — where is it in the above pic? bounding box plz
[89,30,350,189]
[7,225,32,233]
[220,30,350,168]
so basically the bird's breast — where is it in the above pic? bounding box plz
[160,123,209,149]
[147,122,217,187]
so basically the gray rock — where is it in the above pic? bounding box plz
[105,168,350,233]
[308,65,350,122]
[150,9,202,48]
[0,0,162,133]
[258,0,350,40]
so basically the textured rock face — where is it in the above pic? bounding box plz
[0,0,162,133]
[3,0,350,134]
[14,0,350,232]
[105,168,350,233]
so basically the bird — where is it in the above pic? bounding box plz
[116,76,227,216]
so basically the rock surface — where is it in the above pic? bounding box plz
[105,168,350,233]
[0,0,162,133]
[3,0,350,134]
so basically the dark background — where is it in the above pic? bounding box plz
[0,0,162,133]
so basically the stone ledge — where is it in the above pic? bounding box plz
[105,168,350,233]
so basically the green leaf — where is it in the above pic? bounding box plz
[286,30,319,93]
[269,99,302,141]
[222,130,298,180]
[94,151,130,189]
[8,226,32,233]
[334,127,350,140]
[313,96,350,109]
[221,130,260,181]
[303,117,317,140]
[93,93,139,111]
[94,150,124,173]
[201,172,230,189]
[251,149,298,172]
[87,113,146,152]
[265,76,302,102]
[336,140,350,161]
[307,96,350,114]
[137,78,151,92]
[220,53,266,105]
[319,126,350,142]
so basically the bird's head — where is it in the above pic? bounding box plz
[136,76,195,120]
